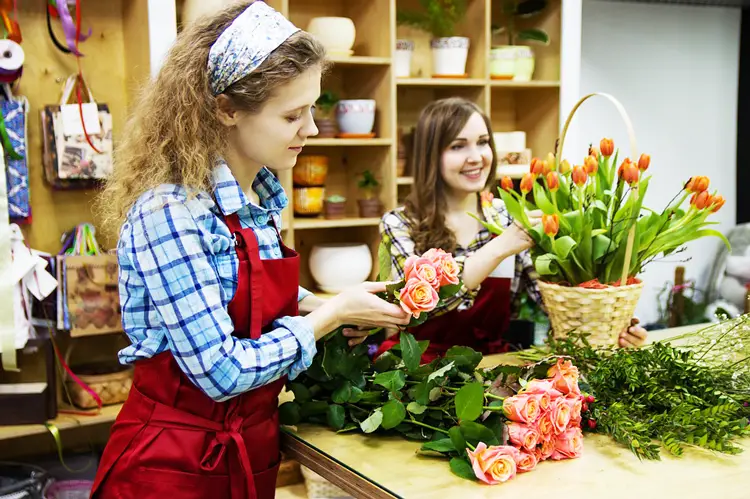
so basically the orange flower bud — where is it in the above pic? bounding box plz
[637,153,650,172]
[542,214,559,237]
[545,153,556,173]
[588,145,600,160]
[480,190,494,207]
[500,176,514,191]
[690,190,711,210]
[600,138,614,157]
[520,173,534,194]
[546,171,560,192]
[617,159,639,185]
[584,155,598,175]
[559,159,571,174]
[530,157,544,176]
[710,194,725,213]
[571,165,588,186]
[686,175,709,193]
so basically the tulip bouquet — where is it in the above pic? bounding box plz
[487,138,729,287]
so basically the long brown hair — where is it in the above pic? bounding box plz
[404,97,497,254]
[98,1,328,236]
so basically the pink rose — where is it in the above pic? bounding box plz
[548,396,572,434]
[503,394,541,424]
[403,255,441,290]
[535,438,555,461]
[398,277,440,318]
[565,394,583,426]
[548,358,580,395]
[547,357,579,380]
[550,427,584,460]
[422,248,460,286]
[466,443,517,485]
[507,422,540,452]
[514,450,539,473]
[537,412,554,440]
[422,247,449,265]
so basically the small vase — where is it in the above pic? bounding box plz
[357,198,383,218]
[336,99,376,135]
[306,17,356,57]
[294,155,328,186]
[490,46,517,80]
[313,117,338,138]
[395,40,414,78]
[309,243,373,293]
[293,187,325,216]
[514,46,535,82]
[323,200,346,219]
[431,37,470,77]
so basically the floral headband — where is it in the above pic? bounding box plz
[207,1,300,95]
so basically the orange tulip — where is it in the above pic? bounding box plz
[710,194,726,213]
[617,159,639,185]
[588,146,600,160]
[571,166,588,186]
[637,153,650,172]
[686,175,709,193]
[546,171,560,192]
[542,214,559,237]
[600,138,614,157]
[545,153,556,174]
[691,191,712,210]
[520,173,534,194]
[530,158,544,176]
[500,176,514,191]
[480,190,494,207]
[559,159,571,174]
[584,155,598,175]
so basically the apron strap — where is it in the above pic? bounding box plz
[224,213,264,339]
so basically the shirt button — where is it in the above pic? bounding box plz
[255,214,268,226]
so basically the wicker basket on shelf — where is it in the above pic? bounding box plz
[64,342,133,409]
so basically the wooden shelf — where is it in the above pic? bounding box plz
[293,217,382,230]
[489,80,561,88]
[306,138,392,146]
[328,55,391,66]
[0,403,123,442]
[397,177,414,185]
[396,77,487,87]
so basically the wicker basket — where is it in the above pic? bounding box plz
[539,92,644,346]
[64,342,133,409]
[538,280,643,346]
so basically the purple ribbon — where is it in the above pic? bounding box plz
[55,0,91,57]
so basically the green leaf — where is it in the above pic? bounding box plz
[593,234,614,262]
[498,189,530,228]
[349,386,363,403]
[428,361,456,382]
[460,421,500,446]
[300,401,328,418]
[421,438,456,453]
[533,181,556,214]
[381,400,407,430]
[374,370,406,392]
[449,426,468,458]
[444,346,483,372]
[327,404,346,430]
[408,380,431,405]
[278,402,301,425]
[378,240,392,282]
[429,386,443,402]
[400,331,422,372]
[449,457,477,481]
[438,283,462,299]
[553,235,578,260]
[386,281,406,298]
[455,383,485,422]
[332,381,352,404]
[360,409,383,433]
[288,382,311,404]
[373,351,400,372]
[534,253,560,276]
[407,401,428,415]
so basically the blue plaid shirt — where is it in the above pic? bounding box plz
[117,162,316,401]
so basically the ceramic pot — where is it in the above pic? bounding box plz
[323,200,346,220]
[313,116,337,138]
[307,17,356,57]
[514,46,535,81]
[294,155,328,186]
[336,99,376,135]
[431,37,469,76]
[357,198,383,218]
[490,46,516,80]
[395,40,414,78]
[309,243,373,293]
[293,187,324,216]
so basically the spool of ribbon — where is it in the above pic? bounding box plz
[0,39,23,83]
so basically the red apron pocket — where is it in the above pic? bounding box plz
[251,460,281,499]
[134,466,230,498]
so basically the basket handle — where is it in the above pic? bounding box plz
[555,92,639,287]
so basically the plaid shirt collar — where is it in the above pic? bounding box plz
[211,160,288,216]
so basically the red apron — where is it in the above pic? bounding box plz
[376,277,512,363]
[90,213,299,499]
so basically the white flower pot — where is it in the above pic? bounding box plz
[513,46,535,82]
[336,99,376,135]
[309,243,373,294]
[307,17,356,57]
[395,40,414,78]
[431,37,469,76]
[490,46,517,80]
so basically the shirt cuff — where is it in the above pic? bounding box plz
[273,315,317,380]
[298,286,312,303]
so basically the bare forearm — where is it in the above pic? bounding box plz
[298,294,328,315]
[461,237,513,290]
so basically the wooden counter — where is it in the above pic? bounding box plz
[281,325,750,498]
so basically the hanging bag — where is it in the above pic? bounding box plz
[1,83,30,222]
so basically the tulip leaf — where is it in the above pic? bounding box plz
[553,236,578,260]
[535,253,560,276]
[593,234,614,262]
[498,189,530,228]
[533,182,556,214]
[468,211,504,235]
[455,382,484,422]
[516,28,549,45]
[592,200,608,213]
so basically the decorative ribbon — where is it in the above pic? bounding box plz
[47,0,90,56]
[44,422,94,473]
[0,139,15,371]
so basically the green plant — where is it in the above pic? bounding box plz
[357,170,380,199]
[491,0,550,46]
[396,0,468,39]
[315,91,339,119]
[325,194,346,203]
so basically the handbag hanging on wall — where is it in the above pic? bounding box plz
[0,84,30,223]
[41,74,112,189]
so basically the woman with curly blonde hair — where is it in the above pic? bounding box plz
[91,3,409,498]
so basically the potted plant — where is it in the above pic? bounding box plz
[313,91,339,138]
[323,194,347,220]
[483,93,729,346]
[356,170,382,218]
[490,0,550,81]
[397,0,469,77]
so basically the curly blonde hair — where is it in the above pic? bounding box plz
[98,0,327,237]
